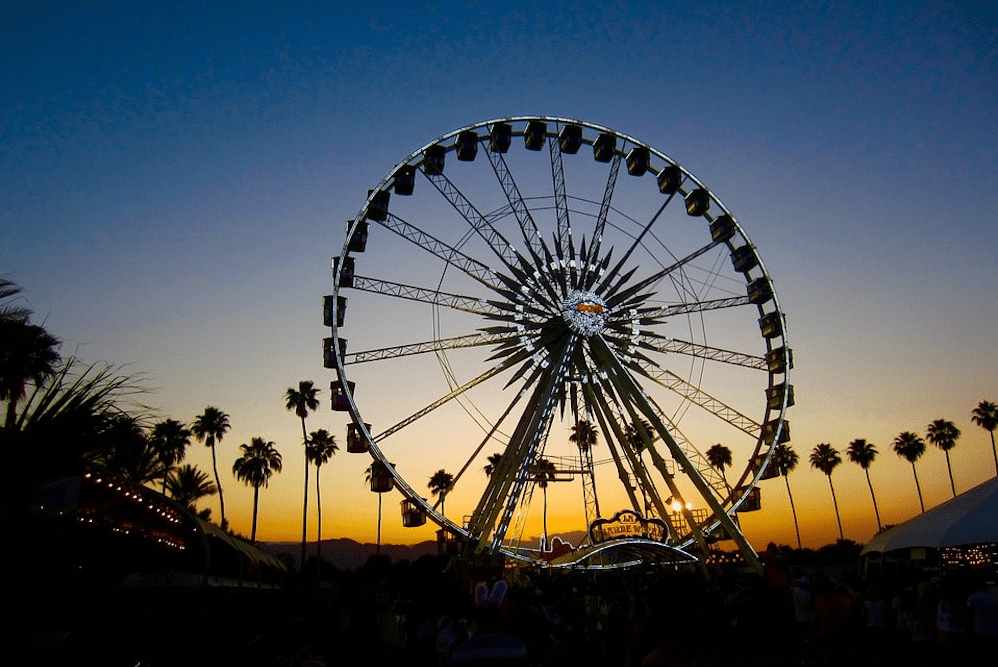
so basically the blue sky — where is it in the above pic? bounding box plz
[2,1,996,548]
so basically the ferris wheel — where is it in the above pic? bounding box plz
[324,117,792,569]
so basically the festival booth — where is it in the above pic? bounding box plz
[860,476,998,579]
[27,467,287,589]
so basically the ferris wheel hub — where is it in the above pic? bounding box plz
[562,290,609,337]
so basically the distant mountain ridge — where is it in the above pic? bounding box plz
[258,537,437,570]
[257,531,590,570]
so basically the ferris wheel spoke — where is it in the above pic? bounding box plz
[590,335,761,569]
[448,387,528,489]
[595,191,677,297]
[603,237,721,310]
[351,275,503,317]
[584,381,672,530]
[631,333,767,371]
[549,136,578,292]
[422,168,539,286]
[345,331,515,365]
[592,365,710,548]
[379,213,503,291]
[616,295,753,321]
[484,145,548,264]
[373,348,532,443]
[585,339,730,496]
[633,361,761,436]
[631,389,727,495]
[467,335,579,550]
[589,383,684,541]
[582,153,622,291]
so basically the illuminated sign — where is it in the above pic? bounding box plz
[589,509,669,544]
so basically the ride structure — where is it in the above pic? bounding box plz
[324,117,793,571]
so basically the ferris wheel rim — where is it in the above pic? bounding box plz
[329,116,792,564]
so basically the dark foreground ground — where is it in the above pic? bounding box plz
[13,554,998,667]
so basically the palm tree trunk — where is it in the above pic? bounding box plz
[251,485,260,543]
[945,451,956,497]
[542,487,549,552]
[784,475,802,549]
[990,431,997,477]
[300,417,309,572]
[827,476,844,541]
[865,470,882,532]
[911,463,925,513]
[211,443,226,527]
[315,464,323,581]
[376,492,383,556]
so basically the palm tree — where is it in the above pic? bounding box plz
[286,380,320,570]
[570,419,598,454]
[5,358,144,494]
[95,414,167,485]
[893,431,926,513]
[166,463,218,509]
[533,457,557,551]
[846,438,882,532]
[771,443,801,549]
[971,400,998,476]
[0,278,32,322]
[624,420,655,512]
[706,443,734,491]
[570,419,599,512]
[306,428,338,568]
[149,418,192,493]
[428,469,454,515]
[927,419,961,497]
[624,419,655,454]
[809,443,844,541]
[192,406,231,528]
[483,452,504,478]
[0,281,61,426]
[232,437,282,543]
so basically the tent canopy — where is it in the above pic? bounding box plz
[862,477,998,555]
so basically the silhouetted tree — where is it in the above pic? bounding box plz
[166,463,217,509]
[429,469,454,515]
[893,431,926,513]
[971,400,998,476]
[810,443,844,541]
[232,437,282,543]
[192,406,231,527]
[484,452,503,477]
[286,380,320,569]
[927,419,961,497]
[624,419,655,454]
[570,419,598,454]
[0,280,61,426]
[706,443,734,491]
[846,438,882,532]
[5,359,143,489]
[149,418,192,493]
[771,443,801,548]
[94,414,168,485]
[570,419,599,513]
[533,457,557,551]
[307,428,338,567]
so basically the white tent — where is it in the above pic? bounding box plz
[862,476,998,555]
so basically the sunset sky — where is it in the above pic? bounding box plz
[3,1,996,552]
